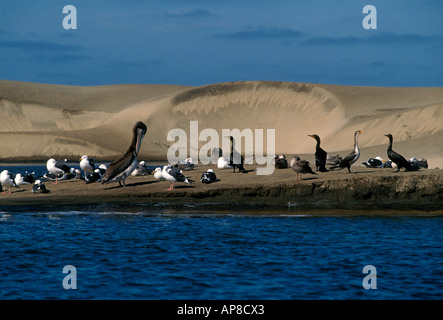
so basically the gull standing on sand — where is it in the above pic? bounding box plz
[79,155,95,175]
[162,166,192,191]
[101,121,147,187]
[329,130,363,173]
[46,158,71,184]
[290,156,316,180]
[1,170,20,194]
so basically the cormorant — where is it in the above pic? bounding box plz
[384,134,418,172]
[229,136,247,173]
[330,130,363,173]
[308,134,328,172]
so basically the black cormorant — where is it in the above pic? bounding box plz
[308,134,328,172]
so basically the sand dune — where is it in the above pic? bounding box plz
[1,79,442,168]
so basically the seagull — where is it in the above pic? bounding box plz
[162,166,192,191]
[101,121,147,187]
[290,156,316,180]
[79,155,95,174]
[46,158,71,184]
[1,170,20,194]
[274,154,289,169]
[85,169,102,184]
[154,167,164,180]
[131,161,153,176]
[14,171,35,186]
[200,169,218,184]
[32,180,50,194]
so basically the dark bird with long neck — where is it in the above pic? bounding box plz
[308,134,328,172]
[330,130,363,173]
[229,136,247,173]
[384,134,418,172]
[101,121,147,187]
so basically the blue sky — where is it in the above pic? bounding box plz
[0,0,442,87]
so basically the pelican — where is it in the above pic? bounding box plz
[330,130,363,173]
[101,121,147,187]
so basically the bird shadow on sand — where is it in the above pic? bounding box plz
[171,185,195,189]
[102,180,159,190]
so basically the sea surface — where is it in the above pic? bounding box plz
[1,164,442,300]
[0,206,441,300]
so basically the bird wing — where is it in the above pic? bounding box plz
[103,152,135,182]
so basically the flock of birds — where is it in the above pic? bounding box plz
[0,122,429,195]
[274,130,428,180]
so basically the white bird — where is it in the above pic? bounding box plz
[1,170,20,194]
[131,161,153,176]
[153,167,164,180]
[46,158,71,184]
[85,169,102,184]
[217,157,232,169]
[98,164,107,175]
[14,171,35,186]
[79,155,95,174]
[161,166,192,191]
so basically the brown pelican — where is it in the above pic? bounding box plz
[290,156,316,180]
[384,134,418,172]
[101,121,147,187]
[330,130,363,173]
[308,134,328,172]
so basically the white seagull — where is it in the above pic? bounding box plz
[1,170,20,194]
[79,155,95,175]
[46,158,71,184]
[161,166,192,191]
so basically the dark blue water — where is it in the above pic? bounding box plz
[0,207,441,300]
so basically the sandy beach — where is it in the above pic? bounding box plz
[1,162,442,212]
[1,80,442,212]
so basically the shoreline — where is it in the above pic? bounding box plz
[1,164,442,214]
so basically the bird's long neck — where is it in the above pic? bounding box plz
[354,133,360,153]
[315,137,321,149]
[387,136,393,152]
